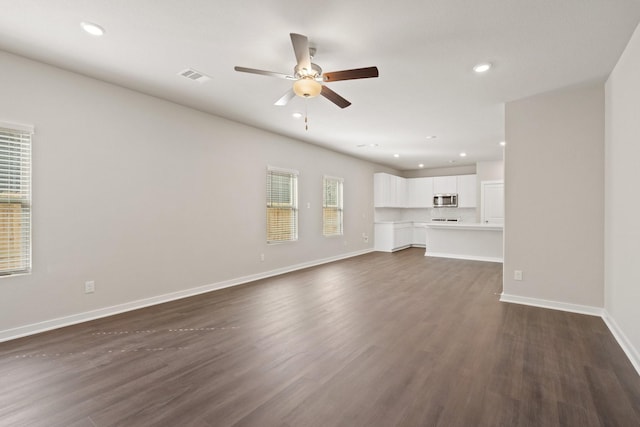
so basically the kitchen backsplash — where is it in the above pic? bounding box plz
[375,208,477,223]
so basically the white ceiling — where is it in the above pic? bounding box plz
[1,1,639,170]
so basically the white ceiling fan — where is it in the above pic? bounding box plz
[234,33,379,109]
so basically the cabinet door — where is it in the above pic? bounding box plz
[393,175,407,207]
[407,177,433,207]
[374,223,394,251]
[374,173,391,207]
[393,223,412,249]
[481,181,504,224]
[433,176,457,194]
[374,173,406,207]
[412,224,426,246]
[457,174,477,207]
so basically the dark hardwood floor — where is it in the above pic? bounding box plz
[1,248,639,426]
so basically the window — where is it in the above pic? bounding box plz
[266,167,298,243]
[323,176,343,236]
[0,123,32,276]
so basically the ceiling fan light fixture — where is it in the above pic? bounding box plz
[293,77,322,98]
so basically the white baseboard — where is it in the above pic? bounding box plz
[426,252,503,263]
[499,293,604,316]
[374,244,425,253]
[500,293,640,377]
[602,310,640,376]
[0,248,375,343]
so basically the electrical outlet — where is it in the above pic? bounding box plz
[84,280,95,294]
[514,270,523,281]
[260,253,265,262]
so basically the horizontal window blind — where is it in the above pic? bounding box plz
[323,176,343,236]
[0,124,32,276]
[267,167,298,243]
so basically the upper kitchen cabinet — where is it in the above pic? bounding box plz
[457,174,477,208]
[432,176,457,194]
[374,173,407,207]
[407,177,433,208]
[375,172,476,208]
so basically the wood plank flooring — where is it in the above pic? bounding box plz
[1,248,639,426]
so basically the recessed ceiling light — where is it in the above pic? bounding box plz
[499,141,506,146]
[473,62,491,73]
[393,154,400,158]
[80,21,105,36]
[459,152,467,157]
[418,164,424,168]
[369,143,379,147]
[292,112,303,119]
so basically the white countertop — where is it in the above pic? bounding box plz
[426,222,503,231]
[374,220,503,230]
[374,220,415,224]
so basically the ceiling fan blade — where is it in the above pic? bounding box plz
[323,66,379,82]
[234,66,295,80]
[321,86,352,109]
[274,89,296,106]
[290,33,311,71]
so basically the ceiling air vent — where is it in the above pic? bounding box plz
[178,68,211,83]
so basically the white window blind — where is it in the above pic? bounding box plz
[323,176,343,236]
[266,167,298,243]
[0,124,32,276]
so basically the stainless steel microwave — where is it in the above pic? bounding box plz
[433,193,458,208]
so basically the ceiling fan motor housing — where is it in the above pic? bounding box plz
[295,63,322,79]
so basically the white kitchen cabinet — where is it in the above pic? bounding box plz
[374,173,406,207]
[457,174,477,208]
[432,175,457,194]
[374,223,394,251]
[374,222,420,252]
[407,177,433,208]
[376,173,476,208]
[393,222,413,250]
[393,175,407,207]
[374,173,390,207]
[412,223,427,247]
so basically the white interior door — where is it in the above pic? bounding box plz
[481,180,504,224]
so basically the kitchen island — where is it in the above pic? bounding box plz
[425,222,503,262]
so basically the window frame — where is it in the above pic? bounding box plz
[266,166,299,244]
[322,175,344,237]
[0,122,33,277]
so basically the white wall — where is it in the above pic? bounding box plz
[503,82,604,310]
[402,164,475,178]
[476,160,504,182]
[0,51,378,339]
[605,23,640,368]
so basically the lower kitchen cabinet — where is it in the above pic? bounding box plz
[374,222,426,252]
[412,222,427,247]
